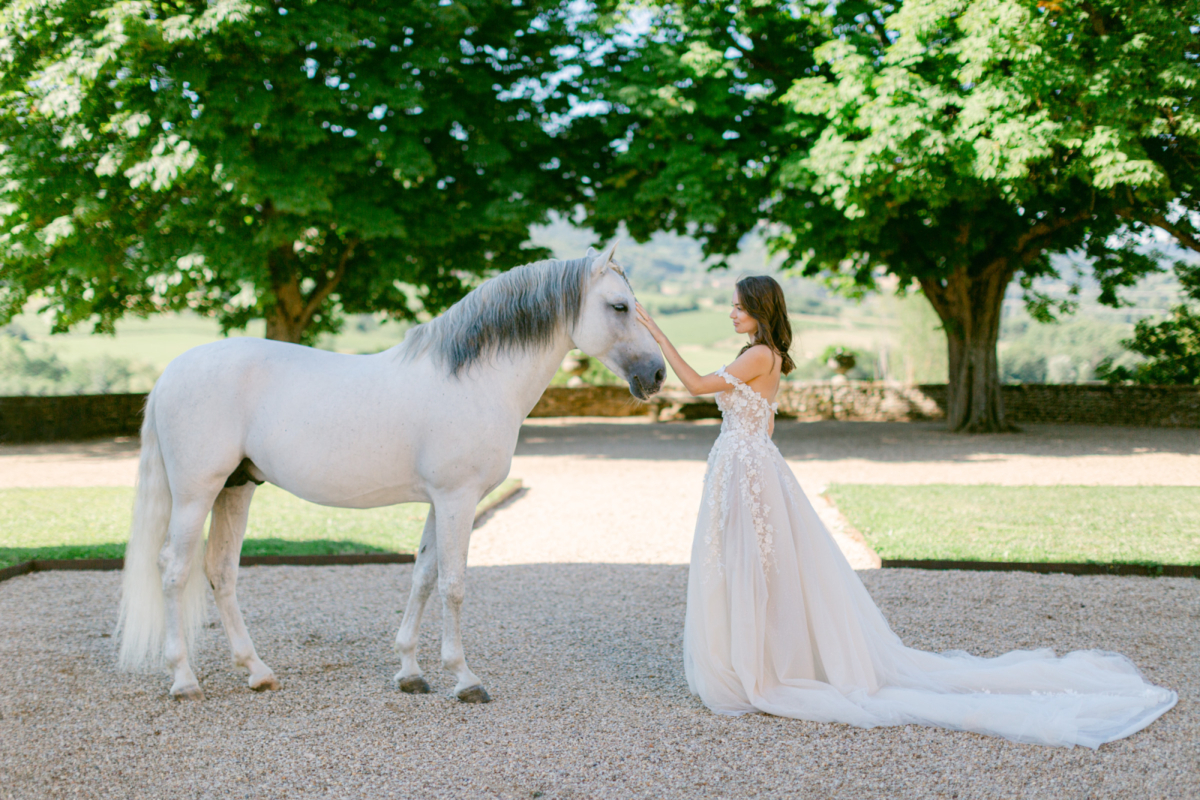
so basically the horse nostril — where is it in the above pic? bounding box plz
[654,368,664,385]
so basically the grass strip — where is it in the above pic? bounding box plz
[826,484,1200,566]
[0,479,520,569]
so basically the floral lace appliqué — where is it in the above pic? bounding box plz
[700,366,779,575]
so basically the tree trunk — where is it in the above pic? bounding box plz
[263,239,356,344]
[919,263,1016,433]
[265,250,309,344]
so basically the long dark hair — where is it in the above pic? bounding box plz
[735,276,795,375]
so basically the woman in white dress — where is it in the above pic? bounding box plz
[635,275,1176,749]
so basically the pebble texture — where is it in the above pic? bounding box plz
[0,566,1195,799]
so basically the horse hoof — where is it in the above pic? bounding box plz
[456,685,491,704]
[398,676,432,694]
[249,674,281,692]
[170,684,204,701]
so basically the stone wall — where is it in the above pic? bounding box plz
[780,382,945,422]
[0,393,148,444]
[575,381,1200,427]
[918,383,1200,428]
[652,382,943,422]
[528,386,652,418]
[1,383,1196,443]
[537,381,1200,424]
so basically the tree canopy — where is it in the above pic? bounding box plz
[580,0,1200,430]
[0,0,603,343]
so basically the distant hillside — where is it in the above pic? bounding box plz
[529,215,1189,385]
[1,217,1188,395]
[529,216,844,317]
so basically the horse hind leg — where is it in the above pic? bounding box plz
[394,509,438,694]
[206,484,280,692]
[160,495,219,700]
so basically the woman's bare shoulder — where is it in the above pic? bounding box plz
[744,343,774,355]
[726,345,776,382]
[740,344,777,367]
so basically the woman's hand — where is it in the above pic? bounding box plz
[636,301,667,345]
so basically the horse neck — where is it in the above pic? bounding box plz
[486,330,575,418]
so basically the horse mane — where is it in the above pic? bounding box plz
[398,255,595,375]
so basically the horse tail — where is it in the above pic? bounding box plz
[117,391,208,671]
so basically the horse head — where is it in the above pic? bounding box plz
[570,241,666,401]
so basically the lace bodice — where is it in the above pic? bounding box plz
[702,366,782,575]
[714,366,778,440]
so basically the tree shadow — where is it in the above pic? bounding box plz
[515,419,1200,462]
[0,436,143,459]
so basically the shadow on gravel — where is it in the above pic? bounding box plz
[0,436,142,459]
[516,420,1200,462]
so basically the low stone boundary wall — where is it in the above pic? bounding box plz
[528,386,652,418]
[1,383,1196,442]
[781,382,944,422]
[0,393,147,444]
[653,382,945,422]
[656,382,1199,427]
[918,384,1200,428]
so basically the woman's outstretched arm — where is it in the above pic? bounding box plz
[636,302,772,396]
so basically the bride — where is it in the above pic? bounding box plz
[635,275,1176,749]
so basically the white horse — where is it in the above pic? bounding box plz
[118,242,665,702]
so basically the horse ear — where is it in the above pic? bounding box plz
[590,239,619,277]
[585,246,599,259]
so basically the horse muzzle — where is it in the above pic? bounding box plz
[627,359,666,401]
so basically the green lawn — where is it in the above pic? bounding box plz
[0,481,519,568]
[826,484,1200,565]
[8,308,412,373]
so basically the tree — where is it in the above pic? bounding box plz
[580,0,1196,430]
[574,0,888,264]
[1098,262,1200,385]
[0,0,602,343]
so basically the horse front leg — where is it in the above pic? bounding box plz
[394,509,438,694]
[433,492,490,703]
[206,484,279,692]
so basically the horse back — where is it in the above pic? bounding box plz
[149,338,521,508]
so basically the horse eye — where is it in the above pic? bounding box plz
[612,303,628,313]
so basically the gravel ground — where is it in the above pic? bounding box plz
[0,420,1195,798]
[0,566,1195,799]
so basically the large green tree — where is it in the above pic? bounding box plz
[575,0,889,262]
[580,0,1197,431]
[0,0,603,343]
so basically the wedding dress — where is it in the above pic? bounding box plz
[683,367,1177,748]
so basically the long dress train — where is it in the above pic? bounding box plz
[683,368,1176,749]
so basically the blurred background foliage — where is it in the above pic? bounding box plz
[3,216,1185,393]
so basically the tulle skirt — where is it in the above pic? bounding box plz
[683,441,1177,749]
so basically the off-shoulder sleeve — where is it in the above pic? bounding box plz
[715,365,746,389]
